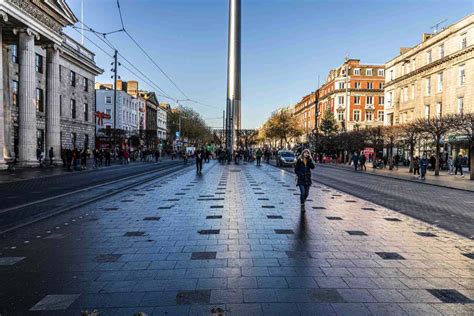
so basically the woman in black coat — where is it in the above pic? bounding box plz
[294,149,315,211]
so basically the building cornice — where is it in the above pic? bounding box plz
[385,45,474,88]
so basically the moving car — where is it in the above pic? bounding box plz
[276,150,296,167]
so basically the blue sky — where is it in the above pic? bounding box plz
[65,0,474,129]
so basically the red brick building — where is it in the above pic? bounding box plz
[318,59,385,131]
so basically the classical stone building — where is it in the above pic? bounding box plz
[0,0,102,168]
[384,14,473,126]
[319,59,385,131]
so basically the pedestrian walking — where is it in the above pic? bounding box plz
[36,147,43,166]
[351,151,359,171]
[413,156,420,176]
[447,156,454,175]
[80,148,88,169]
[182,149,188,164]
[359,152,366,171]
[124,149,130,165]
[294,149,315,212]
[105,148,111,166]
[195,148,203,174]
[454,154,464,177]
[420,154,428,180]
[48,147,54,166]
[256,148,262,166]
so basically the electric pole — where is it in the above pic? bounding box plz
[113,49,118,131]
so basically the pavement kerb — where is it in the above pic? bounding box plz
[317,163,474,193]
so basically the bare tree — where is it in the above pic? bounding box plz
[415,115,457,176]
[452,113,474,180]
[399,123,420,173]
[383,125,402,170]
[365,126,384,168]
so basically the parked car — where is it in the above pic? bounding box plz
[276,150,296,167]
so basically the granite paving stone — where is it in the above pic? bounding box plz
[0,161,472,315]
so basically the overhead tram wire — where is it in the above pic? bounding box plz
[115,0,220,109]
[116,0,189,100]
[74,7,219,110]
[74,19,176,101]
[70,26,176,101]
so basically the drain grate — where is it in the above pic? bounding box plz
[312,206,326,210]
[426,289,472,303]
[375,252,405,260]
[143,217,161,221]
[462,253,474,259]
[191,252,217,260]
[261,205,275,208]
[198,229,220,235]
[416,232,437,237]
[326,217,343,220]
[176,290,211,305]
[346,230,367,236]
[124,231,145,237]
[275,229,294,234]
[206,215,222,219]
[95,254,121,263]
[267,215,283,219]
[362,207,376,211]
[385,218,401,222]
[158,206,173,209]
[210,205,223,209]
[105,207,119,211]
[121,199,134,202]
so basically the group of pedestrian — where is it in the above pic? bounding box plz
[60,148,90,171]
[351,151,367,172]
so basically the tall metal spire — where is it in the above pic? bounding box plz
[225,0,241,151]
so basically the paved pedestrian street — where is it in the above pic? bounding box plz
[0,162,473,316]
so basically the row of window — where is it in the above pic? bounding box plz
[336,82,384,90]
[335,110,384,122]
[389,33,468,81]
[11,45,89,92]
[37,131,90,151]
[337,95,384,106]
[423,97,465,119]
[387,65,467,105]
[425,33,468,65]
[352,68,385,77]
[12,81,89,121]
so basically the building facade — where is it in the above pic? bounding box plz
[293,91,317,143]
[319,59,385,131]
[0,0,102,168]
[384,14,473,126]
[139,91,158,149]
[95,89,139,132]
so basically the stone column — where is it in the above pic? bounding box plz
[14,27,39,167]
[0,12,8,169]
[45,44,61,164]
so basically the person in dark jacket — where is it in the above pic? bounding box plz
[420,154,428,180]
[195,148,203,174]
[48,147,54,166]
[351,151,359,171]
[454,154,464,177]
[294,149,315,212]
